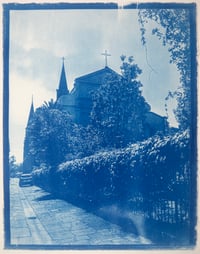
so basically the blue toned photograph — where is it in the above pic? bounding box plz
[3,1,197,250]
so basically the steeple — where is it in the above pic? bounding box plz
[23,97,35,173]
[27,96,34,127]
[56,58,69,100]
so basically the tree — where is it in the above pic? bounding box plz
[28,100,78,168]
[9,155,23,177]
[65,125,102,160]
[138,8,194,130]
[90,56,151,148]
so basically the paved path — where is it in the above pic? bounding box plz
[10,178,151,246]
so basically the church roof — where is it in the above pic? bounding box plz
[146,111,166,120]
[57,61,69,99]
[75,66,120,85]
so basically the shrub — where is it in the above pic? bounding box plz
[50,130,191,218]
[33,130,192,224]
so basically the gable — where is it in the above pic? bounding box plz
[75,66,120,85]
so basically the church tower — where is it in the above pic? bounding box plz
[27,98,34,127]
[23,98,34,173]
[56,59,69,100]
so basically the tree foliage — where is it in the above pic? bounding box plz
[68,125,102,160]
[9,155,23,177]
[90,56,150,148]
[138,8,193,129]
[28,101,77,168]
[27,100,102,169]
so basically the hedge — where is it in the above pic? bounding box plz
[33,130,192,224]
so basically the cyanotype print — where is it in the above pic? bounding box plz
[3,2,197,250]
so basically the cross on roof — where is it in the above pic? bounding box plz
[101,50,111,67]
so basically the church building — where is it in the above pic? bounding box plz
[23,54,168,172]
[55,57,167,133]
[56,62,120,126]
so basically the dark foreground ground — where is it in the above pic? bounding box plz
[9,178,151,246]
[9,178,192,249]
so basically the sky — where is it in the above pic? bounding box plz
[9,7,180,163]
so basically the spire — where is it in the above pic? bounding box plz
[27,96,34,127]
[56,58,69,100]
[23,97,34,173]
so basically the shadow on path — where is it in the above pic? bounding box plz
[34,191,141,237]
[35,193,56,201]
[33,188,190,246]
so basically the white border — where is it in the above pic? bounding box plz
[0,0,199,253]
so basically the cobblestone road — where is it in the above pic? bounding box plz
[10,178,151,246]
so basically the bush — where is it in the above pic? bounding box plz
[32,164,52,191]
[33,130,191,224]
[54,131,189,212]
